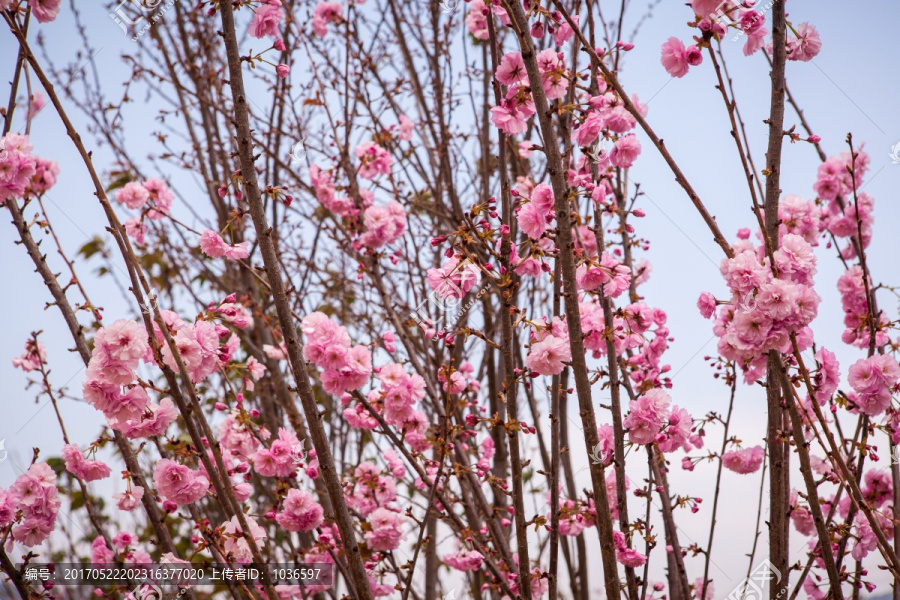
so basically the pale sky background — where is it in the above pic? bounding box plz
[2,1,900,598]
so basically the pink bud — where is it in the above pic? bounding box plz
[250,409,260,417]
[809,135,821,143]
[162,500,178,513]
[530,21,545,38]
[215,402,227,411]
[274,38,286,52]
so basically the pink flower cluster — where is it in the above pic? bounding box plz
[722,445,765,474]
[29,0,62,23]
[659,37,702,78]
[0,133,59,203]
[253,427,304,478]
[355,141,393,180]
[63,444,111,482]
[847,354,900,416]
[0,463,60,547]
[199,229,250,260]
[705,233,820,381]
[576,252,631,297]
[364,507,404,551]
[301,311,372,394]
[248,1,283,38]
[443,549,484,572]
[524,317,571,376]
[464,0,510,41]
[613,530,647,567]
[153,458,210,506]
[276,488,324,532]
[345,461,399,517]
[426,256,481,300]
[623,388,689,448]
[11,338,47,372]
[312,1,343,38]
[358,200,407,249]
[516,183,555,239]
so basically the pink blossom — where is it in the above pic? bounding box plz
[276,64,290,78]
[358,201,407,248]
[660,37,690,78]
[786,23,822,62]
[517,202,549,239]
[124,217,147,245]
[222,515,267,563]
[27,156,58,193]
[113,486,144,512]
[525,335,571,376]
[9,462,60,547]
[443,550,484,572]
[624,389,671,445]
[722,445,765,474]
[496,52,527,85]
[426,256,480,300]
[199,230,250,260]
[31,0,62,23]
[355,141,393,179]
[115,181,149,210]
[312,1,343,37]
[365,507,404,551]
[62,444,111,482]
[276,489,324,532]
[609,134,641,168]
[697,292,717,319]
[153,459,210,505]
[249,3,283,38]
[490,105,528,136]
[12,339,47,372]
[398,115,415,141]
[554,15,578,45]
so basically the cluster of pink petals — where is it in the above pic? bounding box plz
[364,507,404,551]
[705,234,820,381]
[516,183,555,239]
[378,361,427,428]
[11,339,47,372]
[464,0,510,41]
[276,488,324,532]
[216,301,254,330]
[837,266,888,348]
[153,459,209,506]
[199,229,250,260]
[623,388,672,445]
[426,256,481,300]
[113,486,144,512]
[358,200,407,249]
[29,0,62,23]
[613,530,647,567]
[114,178,173,218]
[525,317,571,376]
[576,252,631,297]
[659,37,702,78]
[0,462,61,547]
[83,318,150,416]
[312,1,343,38]
[778,194,823,245]
[248,1,283,38]
[253,427,304,478]
[536,48,569,100]
[490,84,536,137]
[222,515,266,562]
[62,444,111,482]
[310,165,355,218]
[355,141,393,179]
[0,133,59,204]
[847,354,900,416]
[722,445,765,474]
[785,23,822,62]
[346,461,399,517]
[397,115,415,141]
[302,312,372,394]
[160,319,230,383]
[443,549,484,572]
